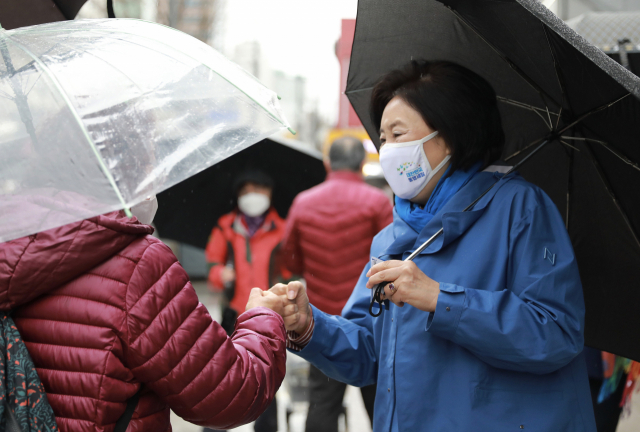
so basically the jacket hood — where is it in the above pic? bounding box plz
[0,207,153,310]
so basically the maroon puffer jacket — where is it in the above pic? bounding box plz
[0,210,286,431]
[282,171,393,315]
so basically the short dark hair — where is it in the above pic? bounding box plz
[370,60,504,172]
[329,136,365,172]
[232,170,274,197]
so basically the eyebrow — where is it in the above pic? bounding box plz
[380,120,404,135]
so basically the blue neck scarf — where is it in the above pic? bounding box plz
[395,162,482,233]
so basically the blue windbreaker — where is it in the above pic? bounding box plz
[293,170,596,431]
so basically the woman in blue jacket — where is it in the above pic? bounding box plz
[273,60,596,431]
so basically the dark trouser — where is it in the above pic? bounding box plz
[305,364,376,432]
[203,398,278,432]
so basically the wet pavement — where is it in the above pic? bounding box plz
[171,280,372,432]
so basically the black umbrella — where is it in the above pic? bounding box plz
[347,0,640,360]
[154,135,326,249]
[0,0,114,30]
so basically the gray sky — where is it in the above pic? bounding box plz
[218,0,358,124]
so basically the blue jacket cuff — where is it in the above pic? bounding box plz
[287,304,327,356]
[426,282,466,340]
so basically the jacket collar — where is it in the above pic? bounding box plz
[232,207,280,237]
[383,170,517,257]
[326,171,363,183]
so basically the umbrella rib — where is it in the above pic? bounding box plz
[505,93,630,162]
[542,24,570,119]
[0,61,37,81]
[446,8,561,109]
[544,104,553,129]
[0,89,15,100]
[24,70,43,97]
[559,140,580,152]
[504,137,545,162]
[1,34,133,217]
[583,142,640,249]
[51,38,145,93]
[562,136,640,172]
[555,106,564,130]
[566,150,573,230]
[561,93,631,132]
[344,87,372,95]
[496,96,556,129]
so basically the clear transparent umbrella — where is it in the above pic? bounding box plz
[0,19,292,243]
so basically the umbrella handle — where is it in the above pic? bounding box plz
[368,282,388,317]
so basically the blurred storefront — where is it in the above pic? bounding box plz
[325,19,384,182]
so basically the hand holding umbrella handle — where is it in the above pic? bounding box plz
[368,228,444,318]
[369,282,388,317]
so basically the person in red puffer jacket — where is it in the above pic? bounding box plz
[0,198,287,432]
[281,136,393,432]
[205,171,291,332]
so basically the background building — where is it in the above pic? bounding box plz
[76,0,156,20]
[543,0,640,20]
[326,19,382,177]
[156,0,217,43]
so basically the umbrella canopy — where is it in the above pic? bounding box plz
[346,0,640,360]
[0,19,291,243]
[0,0,90,30]
[154,135,325,249]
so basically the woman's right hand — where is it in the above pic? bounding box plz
[270,281,311,334]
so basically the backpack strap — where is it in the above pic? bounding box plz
[113,389,142,432]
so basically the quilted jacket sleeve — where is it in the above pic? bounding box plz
[124,239,287,429]
[373,193,394,234]
[281,199,304,275]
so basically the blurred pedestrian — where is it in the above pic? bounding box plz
[617,361,640,431]
[205,170,290,432]
[281,137,392,431]
[0,194,287,432]
[273,60,596,431]
[585,347,625,432]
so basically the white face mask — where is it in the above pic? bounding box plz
[130,195,158,225]
[379,131,451,200]
[238,192,270,217]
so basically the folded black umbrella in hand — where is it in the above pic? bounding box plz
[347,0,640,360]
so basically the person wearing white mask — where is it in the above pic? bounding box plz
[204,170,290,432]
[269,60,594,431]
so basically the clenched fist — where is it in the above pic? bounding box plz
[245,287,285,316]
[270,281,312,334]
